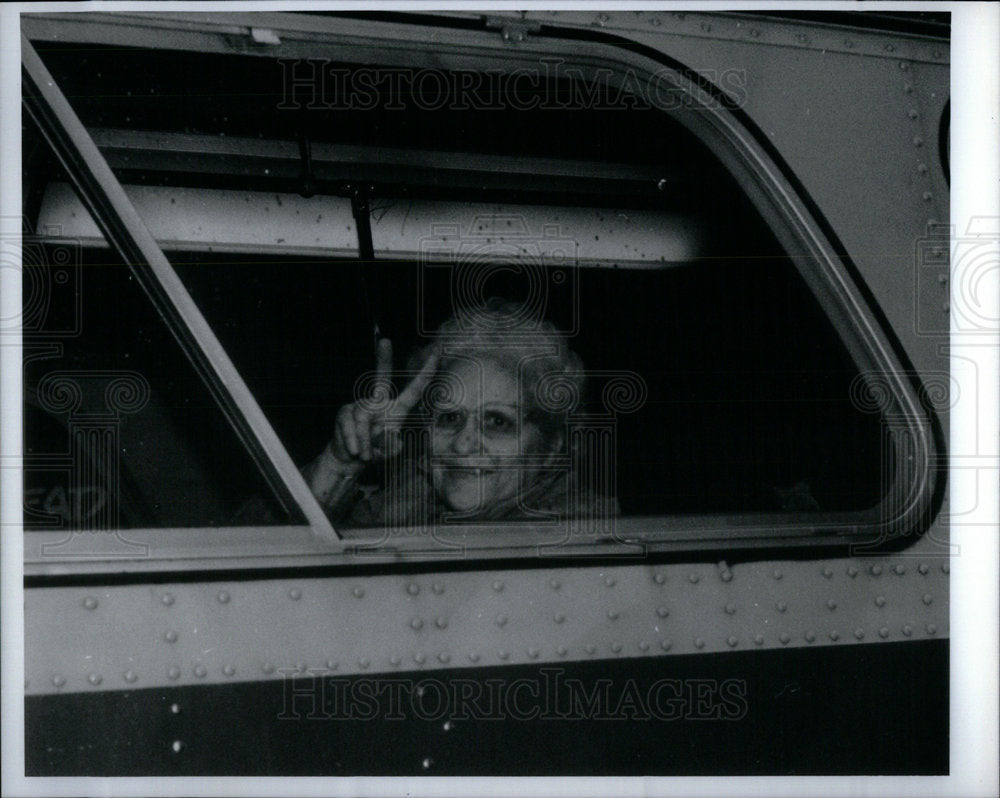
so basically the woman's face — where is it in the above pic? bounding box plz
[429,357,549,514]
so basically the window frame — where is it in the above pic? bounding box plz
[21,11,940,577]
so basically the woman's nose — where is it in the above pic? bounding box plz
[448,417,479,455]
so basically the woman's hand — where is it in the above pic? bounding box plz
[328,338,439,466]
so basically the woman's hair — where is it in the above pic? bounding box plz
[407,298,585,448]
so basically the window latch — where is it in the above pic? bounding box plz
[484,16,542,44]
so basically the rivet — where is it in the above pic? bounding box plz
[942,302,950,312]
[51,674,66,688]
[82,596,98,610]
[688,573,699,584]
[694,638,705,649]
[549,577,561,589]
[845,39,854,48]
[720,570,733,583]
[750,29,760,38]
[656,606,669,618]
[922,593,933,605]
[597,12,609,22]
[494,614,507,627]
[171,740,184,754]
[607,609,619,621]
[660,639,673,651]
[772,569,783,580]
[170,703,180,714]
[879,627,890,639]
[406,582,420,596]
[414,652,426,664]
[443,721,452,732]
[701,22,712,33]
[410,617,424,630]
[753,634,764,646]
[87,673,103,686]
[922,192,933,202]
[776,601,787,613]
[492,580,504,592]
[325,659,339,670]
[904,82,914,93]
[222,664,235,677]
[498,649,510,660]
[216,590,230,604]
[917,163,929,174]
[124,670,138,683]
[902,624,913,637]
[653,573,665,585]
[805,631,816,643]
[796,33,808,43]
[527,648,539,659]
[193,664,207,678]
[725,603,736,615]
[829,630,840,641]
[604,575,616,587]
[871,564,883,576]
[432,582,444,595]
[918,563,929,575]
[847,566,858,577]
[908,109,919,120]
[639,640,650,652]
[827,599,837,610]
[941,563,949,574]
[554,612,566,624]
[611,642,623,653]
[779,633,790,645]
[650,17,661,27]
[164,629,179,643]
[885,43,895,52]
[352,586,365,599]
[894,564,906,575]
[899,61,909,71]
[854,628,865,640]
[390,655,401,667]
[913,135,924,147]
[876,595,886,607]
[726,636,738,648]
[585,645,596,655]
[167,666,181,680]
[296,661,307,674]
[468,652,480,663]
[438,652,451,664]
[435,616,448,629]
[288,588,302,601]
[262,663,275,675]
[161,592,175,606]
[932,49,943,59]
[422,757,432,770]
[822,567,833,579]
[556,646,567,657]
[926,623,937,635]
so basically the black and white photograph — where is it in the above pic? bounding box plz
[2,3,998,796]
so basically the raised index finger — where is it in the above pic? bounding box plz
[395,346,439,412]
[375,338,393,378]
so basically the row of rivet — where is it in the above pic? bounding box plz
[75,561,947,612]
[45,620,947,689]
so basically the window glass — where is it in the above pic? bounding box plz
[22,238,299,529]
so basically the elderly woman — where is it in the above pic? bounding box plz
[304,299,616,529]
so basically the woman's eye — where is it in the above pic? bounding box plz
[484,412,512,431]
[437,411,462,427]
